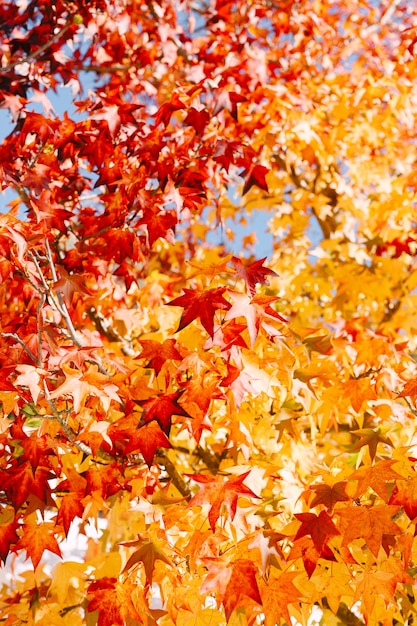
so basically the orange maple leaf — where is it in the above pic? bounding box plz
[138,338,182,374]
[187,471,259,530]
[350,459,403,500]
[15,521,62,570]
[306,481,350,512]
[223,559,262,622]
[121,534,173,583]
[54,264,92,305]
[260,572,304,626]
[87,577,141,626]
[337,505,402,557]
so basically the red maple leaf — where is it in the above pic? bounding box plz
[137,207,177,246]
[184,107,210,134]
[154,93,185,127]
[294,511,340,553]
[55,469,87,535]
[137,391,191,434]
[242,164,270,195]
[124,421,171,467]
[1,461,34,509]
[389,473,417,520]
[0,509,19,563]
[167,287,231,337]
[231,256,278,295]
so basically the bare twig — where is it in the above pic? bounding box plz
[155,449,191,498]
[273,152,338,239]
[87,306,136,356]
[196,443,220,474]
[0,332,38,364]
[1,22,73,73]
[44,238,84,348]
[322,599,365,626]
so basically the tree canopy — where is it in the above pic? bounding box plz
[1,0,417,624]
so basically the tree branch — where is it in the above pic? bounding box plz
[322,599,365,626]
[0,332,38,364]
[155,449,191,498]
[1,22,73,74]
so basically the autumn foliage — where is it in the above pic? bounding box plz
[1,0,417,624]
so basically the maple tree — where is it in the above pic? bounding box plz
[1,0,417,624]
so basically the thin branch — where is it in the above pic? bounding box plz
[42,384,113,461]
[44,239,84,348]
[196,443,220,474]
[155,449,191,498]
[0,332,38,364]
[36,293,45,367]
[273,152,338,239]
[87,306,136,356]
[322,599,365,626]
[0,22,73,73]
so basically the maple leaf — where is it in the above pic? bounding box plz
[213,90,246,121]
[184,107,210,134]
[294,511,340,554]
[260,572,304,626]
[306,481,350,512]
[337,505,402,557]
[138,338,182,375]
[288,535,336,577]
[137,207,177,246]
[343,379,378,413]
[124,421,171,467]
[49,363,121,414]
[136,390,191,434]
[54,265,93,305]
[187,471,259,530]
[225,291,286,346]
[231,256,277,296]
[223,559,262,622]
[186,253,235,282]
[55,469,87,535]
[87,578,141,626]
[1,461,34,509]
[242,164,270,195]
[167,287,231,338]
[350,427,394,461]
[389,474,417,520]
[120,534,173,583]
[398,378,417,403]
[350,459,403,500]
[204,320,248,352]
[15,521,62,570]
[154,93,185,127]
[353,569,398,616]
[14,364,47,405]
[0,508,19,563]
